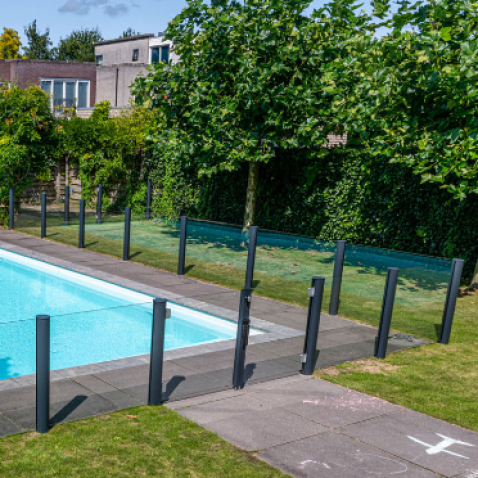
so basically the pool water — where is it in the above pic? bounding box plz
[0,249,251,380]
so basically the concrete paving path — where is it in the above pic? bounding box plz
[169,374,478,478]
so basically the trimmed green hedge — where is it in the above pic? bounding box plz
[194,149,476,277]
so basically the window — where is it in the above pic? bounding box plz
[151,45,170,65]
[132,49,139,61]
[40,79,90,111]
[95,55,103,66]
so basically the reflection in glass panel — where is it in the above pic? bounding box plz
[161,45,170,64]
[40,81,51,94]
[151,47,159,64]
[78,82,88,108]
[65,82,75,108]
[53,81,64,108]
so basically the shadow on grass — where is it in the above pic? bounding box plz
[184,264,196,273]
[85,241,99,248]
[50,395,88,426]
[129,251,143,260]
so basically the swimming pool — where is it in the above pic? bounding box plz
[0,249,256,380]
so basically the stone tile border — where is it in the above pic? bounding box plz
[0,240,303,390]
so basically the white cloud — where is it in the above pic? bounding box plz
[58,0,133,17]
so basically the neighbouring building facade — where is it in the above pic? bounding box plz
[0,59,96,112]
[94,33,178,107]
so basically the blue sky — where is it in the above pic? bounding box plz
[1,0,375,47]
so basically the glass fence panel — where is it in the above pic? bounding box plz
[129,210,181,267]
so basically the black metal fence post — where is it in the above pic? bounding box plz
[244,226,258,289]
[9,187,14,230]
[123,207,131,261]
[233,289,252,389]
[439,258,465,345]
[41,193,47,239]
[79,199,85,249]
[375,267,399,359]
[329,240,347,315]
[149,299,168,406]
[36,315,50,434]
[146,181,152,221]
[302,277,325,375]
[96,184,103,224]
[64,185,70,226]
[177,216,188,275]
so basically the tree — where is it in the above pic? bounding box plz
[133,0,371,228]
[57,28,103,62]
[0,28,23,59]
[0,85,58,224]
[122,28,140,38]
[23,20,57,60]
[344,0,478,284]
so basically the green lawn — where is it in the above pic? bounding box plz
[316,292,478,432]
[0,406,289,477]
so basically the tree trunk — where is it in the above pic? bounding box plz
[470,258,478,289]
[243,161,260,232]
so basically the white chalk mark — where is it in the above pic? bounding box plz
[408,433,475,459]
[355,452,408,475]
[298,460,331,470]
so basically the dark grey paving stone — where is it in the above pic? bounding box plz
[281,387,404,428]
[165,372,231,402]
[93,365,150,389]
[5,394,116,430]
[179,395,277,425]
[121,384,148,402]
[322,325,378,345]
[50,379,95,403]
[158,282,227,297]
[0,385,35,412]
[205,408,327,450]
[99,390,145,409]
[0,413,22,437]
[316,340,375,368]
[259,431,439,478]
[72,375,118,394]
[174,349,235,374]
[342,409,478,477]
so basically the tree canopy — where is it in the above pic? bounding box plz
[23,20,56,60]
[57,28,103,62]
[133,0,371,227]
[0,28,23,59]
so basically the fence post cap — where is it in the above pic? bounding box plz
[36,315,50,320]
[153,298,168,304]
[388,267,400,272]
[312,276,326,281]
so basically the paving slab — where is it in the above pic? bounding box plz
[259,431,440,478]
[0,413,22,437]
[204,408,328,450]
[280,387,404,428]
[342,409,478,477]
[179,394,277,425]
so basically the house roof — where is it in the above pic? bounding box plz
[94,34,155,46]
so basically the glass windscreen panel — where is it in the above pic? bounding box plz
[78,82,88,108]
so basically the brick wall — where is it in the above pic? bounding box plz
[0,60,96,107]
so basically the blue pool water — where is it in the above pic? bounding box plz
[0,249,248,380]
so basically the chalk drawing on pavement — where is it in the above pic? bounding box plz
[408,433,475,460]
